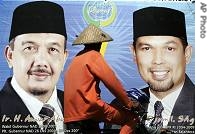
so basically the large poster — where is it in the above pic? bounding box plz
[0,0,195,101]
[0,0,196,134]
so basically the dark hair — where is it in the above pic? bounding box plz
[8,39,15,50]
[84,43,102,51]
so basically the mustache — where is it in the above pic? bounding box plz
[28,68,52,75]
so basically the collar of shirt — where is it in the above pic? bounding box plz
[145,84,183,127]
[11,76,64,133]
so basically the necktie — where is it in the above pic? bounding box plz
[39,104,57,134]
[150,101,164,128]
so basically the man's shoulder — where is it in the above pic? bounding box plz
[85,50,103,60]
[0,83,14,102]
[180,75,195,99]
[0,84,26,115]
[0,89,4,102]
[57,89,63,93]
[57,89,63,98]
[0,89,7,100]
[57,89,64,108]
[57,89,63,96]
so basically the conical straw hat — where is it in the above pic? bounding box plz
[73,24,113,45]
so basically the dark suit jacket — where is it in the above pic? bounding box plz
[104,75,195,134]
[142,75,195,134]
[0,77,64,133]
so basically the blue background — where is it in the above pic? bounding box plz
[0,0,195,103]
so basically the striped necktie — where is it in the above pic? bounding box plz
[39,104,57,134]
[150,101,164,128]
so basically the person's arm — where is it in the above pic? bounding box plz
[87,53,132,109]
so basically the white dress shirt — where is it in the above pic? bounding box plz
[145,84,183,128]
[11,76,64,134]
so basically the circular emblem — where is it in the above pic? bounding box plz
[83,1,117,27]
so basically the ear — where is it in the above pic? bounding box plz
[184,45,192,64]
[4,45,13,68]
[130,44,137,63]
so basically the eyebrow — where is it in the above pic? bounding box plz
[21,41,62,48]
[21,41,36,46]
[48,42,62,48]
[164,40,179,45]
[136,42,151,47]
[137,40,178,47]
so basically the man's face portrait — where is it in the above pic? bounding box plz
[132,36,192,93]
[5,33,67,95]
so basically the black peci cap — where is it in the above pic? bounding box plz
[133,7,187,43]
[9,1,67,41]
